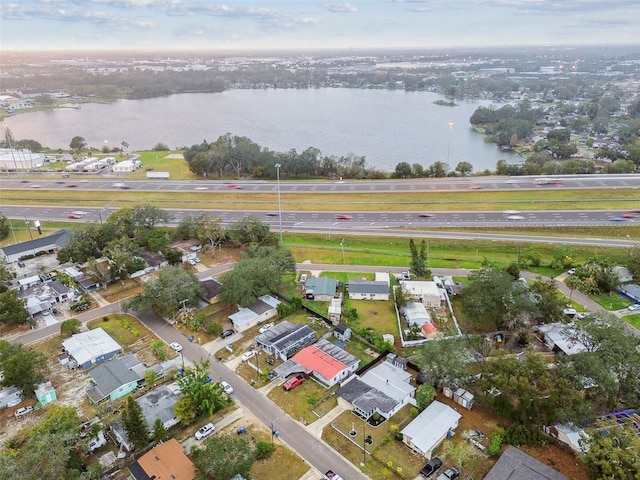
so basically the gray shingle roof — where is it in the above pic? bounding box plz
[337,378,398,415]
[483,446,569,480]
[88,356,141,402]
[1,229,71,256]
[347,280,389,295]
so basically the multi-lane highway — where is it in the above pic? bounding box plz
[0,205,638,228]
[1,173,640,192]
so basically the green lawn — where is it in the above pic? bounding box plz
[87,314,154,347]
[267,377,331,425]
[590,292,632,311]
[346,299,398,335]
[624,313,640,329]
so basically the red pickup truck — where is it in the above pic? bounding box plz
[283,374,306,391]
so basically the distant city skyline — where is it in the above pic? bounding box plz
[1,1,639,52]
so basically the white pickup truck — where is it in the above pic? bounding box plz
[324,470,344,480]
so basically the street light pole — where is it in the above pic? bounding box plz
[271,417,279,446]
[361,417,366,466]
[446,121,454,166]
[274,163,283,244]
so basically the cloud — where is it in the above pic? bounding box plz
[476,0,639,15]
[321,2,357,13]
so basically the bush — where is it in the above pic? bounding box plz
[60,318,82,336]
[206,321,222,336]
[255,440,275,459]
[488,428,505,456]
[504,423,544,446]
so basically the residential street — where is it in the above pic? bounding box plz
[8,261,639,480]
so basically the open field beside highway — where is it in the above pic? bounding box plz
[1,186,640,211]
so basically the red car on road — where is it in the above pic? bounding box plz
[68,214,82,219]
[336,214,352,220]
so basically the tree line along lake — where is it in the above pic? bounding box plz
[4,88,517,173]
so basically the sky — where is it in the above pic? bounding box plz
[1,0,639,52]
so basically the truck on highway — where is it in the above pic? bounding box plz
[146,171,170,179]
[324,470,344,480]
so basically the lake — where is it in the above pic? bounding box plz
[4,89,516,173]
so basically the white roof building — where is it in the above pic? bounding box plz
[400,280,441,307]
[403,302,432,326]
[401,400,462,459]
[61,327,122,369]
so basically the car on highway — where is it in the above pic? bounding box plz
[266,212,279,217]
[419,457,443,478]
[68,214,82,219]
[220,381,234,395]
[259,322,275,333]
[503,210,520,215]
[283,374,306,391]
[610,216,626,222]
[506,215,525,220]
[29,184,42,188]
[468,185,483,189]
[112,182,129,189]
[621,213,636,219]
[195,422,215,440]
[227,183,240,189]
[221,329,235,339]
[628,304,640,311]
[169,342,183,352]
[417,213,434,218]
[336,214,352,220]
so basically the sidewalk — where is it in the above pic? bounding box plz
[306,404,347,438]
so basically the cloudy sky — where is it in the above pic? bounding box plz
[1,0,639,52]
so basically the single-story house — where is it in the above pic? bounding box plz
[111,383,182,451]
[0,229,71,263]
[34,380,57,406]
[141,250,169,272]
[47,280,72,303]
[199,278,223,304]
[347,280,390,301]
[483,445,569,480]
[403,302,432,327]
[399,280,441,307]
[401,400,462,460]
[337,354,415,420]
[18,275,42,291]
[290,338,360,387]
[229,295,281,332]
[86,354,143,403]
[25,295,53,317]
[255,320,316,360]
[536,323,586,355]
[129,438,195,480]
[61,328,122,370]
[170,239,202,263]
[305,276,338,301]
[0,385,23,408]
[613,266,633,284]
[620,283,640,303]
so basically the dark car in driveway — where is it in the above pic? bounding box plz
[221,329,235,339]
[420,458,443,478]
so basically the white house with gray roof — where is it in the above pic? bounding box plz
[347,280,390,301]
[255,320,315,360]
[229,294,281,332]
[337,354,415,420]
[401,400,461,460]
[61,328,122,370]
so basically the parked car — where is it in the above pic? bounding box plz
[14,406,34,418]
[195,422,215,440]
[567,268,576,275]
[576,312,589,320]
[220,381,234,394]
[299,273,308,283]
[169,342,183,352]
[283,374,306,391]
[628,304,640,311]
[187,258,197,266]
[241,350,257,361]
[420,457,443,478]
[436,467,460,480]
[563,308,577,317]
[259,322,275,334]
[221,329,235,338]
